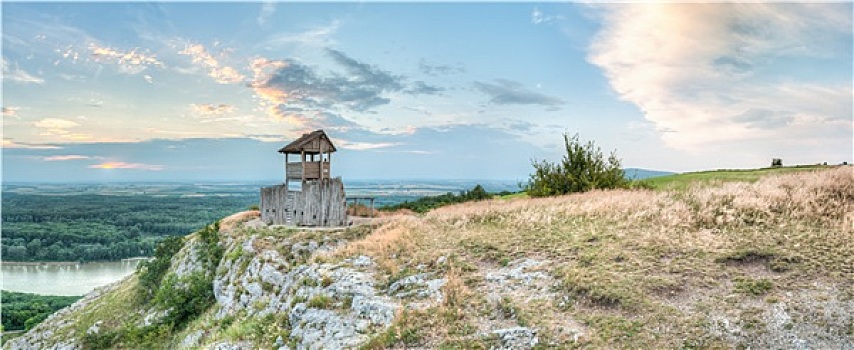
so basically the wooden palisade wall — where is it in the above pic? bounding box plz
[260,178,346,226]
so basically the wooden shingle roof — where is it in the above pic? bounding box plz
[278,130,337,154]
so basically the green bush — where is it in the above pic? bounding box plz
[526,133,629,197]
[307,295,333,309]
[136,235,184,299]
[154,272,216,327]
[734,277,774,295]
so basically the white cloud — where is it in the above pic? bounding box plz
[332,139,400,150]
[2,139,61,149]
[2,58,45,84]
[32,118,94,141]
[179,43,244,84]
[34,118,79,130]
[258,2,276,26]
[588,3,852,153]
[190,103,236,115]
[258,21,339,48]
[3,107,19,117]
[531,7,564,25]
[89,43,163,74]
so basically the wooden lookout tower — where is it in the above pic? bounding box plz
[260,130,347,226]
[279,130,335,182]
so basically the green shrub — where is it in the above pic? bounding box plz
[154,272,216,327]
[136,235,184,298]
[307,295,333,309]
[734,277,774,295]
[526,133,629,197]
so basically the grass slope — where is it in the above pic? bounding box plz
[640,164,837,191]
[341,166,854,348]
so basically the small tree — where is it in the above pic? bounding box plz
[464,184,490,201]
[525,133,628,197]
[771,158,782,167]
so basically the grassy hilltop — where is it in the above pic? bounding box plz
[347,165,853,348]
[5,166,852,349]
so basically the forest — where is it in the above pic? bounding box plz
[1,193,256,262]
[1,291,81,331]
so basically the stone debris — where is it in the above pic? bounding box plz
[180,330,205,349]
[491,327,538,349]
[85,321,102,335]
[243,218,268,230]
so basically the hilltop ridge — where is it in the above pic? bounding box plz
[5,166,853,349]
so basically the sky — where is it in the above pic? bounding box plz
[2,2,852,182]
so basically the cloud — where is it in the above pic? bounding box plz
[43,155,91,161]
[250,49,438,132]
[88,162,164,171]
[531,7,564,25]
[474,79,565,107]
[332,139,400,150]
[245,134,286,142]
[418,59,465,76]
[257,2,276,26]
[34,118,79,130]
[733,109,794,129]
[588,3,853,151]
[2,139,61,149]
[2,58,45,84]
[191,103,236,115]
[407,81,444,95]
[179,43,244,84]
[258,21,339,48]
[3,107,19,117]
[89,43,164,74]
[32,118,94,141]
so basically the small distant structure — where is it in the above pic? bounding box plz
[260,130,347,226]
[771,158,783,167]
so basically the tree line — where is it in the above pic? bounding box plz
[380,184,502,213]
[1,290,81,331]
[1,193,255,262]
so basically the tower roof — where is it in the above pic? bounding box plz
[278,130,337,154]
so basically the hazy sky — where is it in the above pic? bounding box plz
[3,2,851,182]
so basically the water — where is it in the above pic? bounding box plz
[1,260,141,296]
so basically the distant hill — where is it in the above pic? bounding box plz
[623,168,675,180]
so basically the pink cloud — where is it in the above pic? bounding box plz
[43,155,91,161]
[88,162,164,171]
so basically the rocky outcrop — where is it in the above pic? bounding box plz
[212,233,398,349]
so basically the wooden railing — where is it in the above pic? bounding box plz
[286,162,330,180]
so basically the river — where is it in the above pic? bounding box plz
[1,260,142,296]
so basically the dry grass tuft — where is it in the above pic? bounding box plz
[219,210,260,233]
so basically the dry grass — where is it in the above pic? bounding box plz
[342,166,854,348]
[219,210,260,233]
